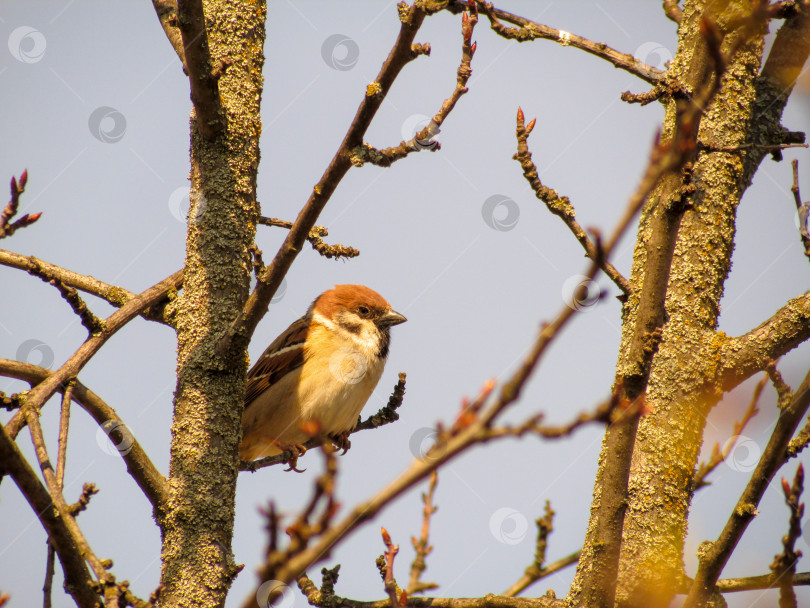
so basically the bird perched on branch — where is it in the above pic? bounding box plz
[239,284,407,465]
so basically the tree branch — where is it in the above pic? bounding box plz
[790,158,810,261]
[0,249,179,325]
[685,367,810,606]
[0,424,100,608]
[151,0,188,73]
[406,471,439,595]
[176,0,223,138]
[215,4,431,358]
[0,359,169,514]
[513,107,631,297]
[461,1,665,84]
[770,463,804,608]
[357,4,478,167]
[693,373,763,491]
[0,170,41,239]
[717,291,810,392]
[257,217,360,260]
[4,269,183,443]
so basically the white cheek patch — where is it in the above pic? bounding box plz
[314,311,383,355]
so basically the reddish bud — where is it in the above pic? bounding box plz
[526,118,537,134]
[20,169,28,189]
[517,106,524,124]
[399,590,408,605]
[26,212,42,223]
[381,527,392,545]
[10,176,17,194]
[462,11,468,25]
[470,41,477,55]
[782,477,792,499]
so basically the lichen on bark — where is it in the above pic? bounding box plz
[159,1,266,607]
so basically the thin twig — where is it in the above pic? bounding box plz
[0,424,99,608]
[381,528,405,608]
[513,107,631,297]
[218,4,431,358]
[0,170,41,239]
[685,368,810,606]
[693,373,764,490]
[0,249,179,325]
[0,359,168,515]
[770,463,804,608]
[26,261,104,334]
[5,269,183,445]
[503,550,581,598]
[407,471,439,595]
[791,158,810,260]
[663,0,682,24]
[359,2,478,167]
[468,1,664,83]
[257,217,359,260]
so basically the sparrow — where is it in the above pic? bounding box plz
[239,284,407,463]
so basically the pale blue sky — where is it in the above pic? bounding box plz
[1,2,809,607]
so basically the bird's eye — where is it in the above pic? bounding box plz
[357,305,371,317]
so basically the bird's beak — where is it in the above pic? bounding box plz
[380,309,407,327]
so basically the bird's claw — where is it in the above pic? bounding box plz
[328,432,352,455]
[278,443,308,473]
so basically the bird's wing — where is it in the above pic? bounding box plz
[244,315,310,408]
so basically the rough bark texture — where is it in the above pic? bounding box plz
[158,1,266,607]
[569,1,806,606]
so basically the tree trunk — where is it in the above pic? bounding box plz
[159,2,266,606]
[569,1,805,606]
